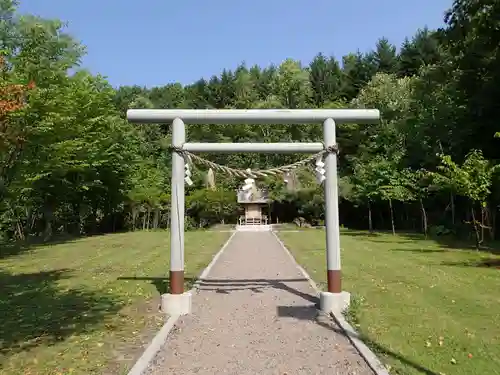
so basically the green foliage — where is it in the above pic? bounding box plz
[187,188,238,227]
[433,150,498,205]
[431,150,500,247]
[2,0,500,243]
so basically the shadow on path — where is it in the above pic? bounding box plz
[276,304,440,375]
[197,277,319,305]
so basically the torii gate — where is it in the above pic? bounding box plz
[127,109,380,315]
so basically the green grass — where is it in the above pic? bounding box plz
[278,229,500,375]
[0,230,231,375]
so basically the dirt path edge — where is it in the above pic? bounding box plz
[271,231,391,375]
[126,231,237,375]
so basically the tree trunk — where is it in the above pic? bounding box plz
[132,206,138,231]
[404,204,410,231]
[492,207,496,240]
[420,198,428,238]
[15,216,24,241]
[27,207,35,235]
[42,203,55,241]
[153,208,160,229]
[450,192,455,226]
[481,205,485,244]
[43,219,52,241]
[368,202,373,233]
[146,206,151,230]
[483,203,492,240]
[470,205,481,250]
[112,213,117,232]
[91,202,99,234]
[389,199,396,236]
[379,210,385,230]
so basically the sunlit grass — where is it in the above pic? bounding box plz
[0,230,231,375]
[279,229,500,375]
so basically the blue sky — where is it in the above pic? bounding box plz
[18,0,452,88]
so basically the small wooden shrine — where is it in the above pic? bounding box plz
[236,185,270,226]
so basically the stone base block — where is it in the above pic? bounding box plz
[161,292,192,316]
[319,291,351,314]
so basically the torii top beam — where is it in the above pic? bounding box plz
[126,109,380,125]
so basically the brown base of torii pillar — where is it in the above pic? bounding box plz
[327,269,342,293]
[169,270,184,295]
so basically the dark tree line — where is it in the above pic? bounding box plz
[1,0,500,248]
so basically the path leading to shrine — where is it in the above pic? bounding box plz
[144,231,377,375]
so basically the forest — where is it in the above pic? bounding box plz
[1,0,499,248]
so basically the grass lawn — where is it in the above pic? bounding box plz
[278,229,500,375]
[0,230,231,375]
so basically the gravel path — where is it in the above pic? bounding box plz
[147,231,374,375]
